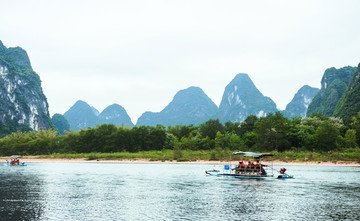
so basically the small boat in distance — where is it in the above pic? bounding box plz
[205,151,293,179]
[3,155,27,166]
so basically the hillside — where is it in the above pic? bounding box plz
[0,40,53,137]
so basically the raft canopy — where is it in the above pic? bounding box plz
[10,155,21,158]
[232,151,274,157]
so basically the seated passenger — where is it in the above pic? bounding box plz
[255,160,261,172]
[238,161,245,172]
[247,161,254,172]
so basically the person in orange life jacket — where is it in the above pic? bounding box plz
[237,160,245,172]
[247,161,255,172]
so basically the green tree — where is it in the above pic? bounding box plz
[242,131,256,150]
[224,121,241,135]
[344,129,358,148]
[254,112,290,151]
[351,112,360,145]
[199,119,224,140]
[147,125,167,150]
[167,125,197,140]
[115,127,135,152]
[225,133,241,150]
[239,115,259,136]
[314,121,340,151]
[132,126,150,151]
[214,131,225,149]
[200,136,214,150]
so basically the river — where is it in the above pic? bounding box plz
[0,163,359,220]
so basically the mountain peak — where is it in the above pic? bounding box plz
[231,73,252,84]
[234,73,249,78]
[64,101,134,130]
[172,86,208,103]
[218,73,277,123]
[74,100,89,106]
[137,86,218,126]
[98,104,134,127]
[284,85,319,118]
[4,46,32,71]
[64,100,97,131]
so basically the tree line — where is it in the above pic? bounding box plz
[0,111,360,156]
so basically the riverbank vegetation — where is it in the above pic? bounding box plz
[1,112,360,163]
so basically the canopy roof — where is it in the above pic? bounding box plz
[233,151,274,157]
[10,155,21,158]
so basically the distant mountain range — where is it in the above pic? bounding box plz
[2,40,359,136]
[62,100,133,132]
[62,73,322,129]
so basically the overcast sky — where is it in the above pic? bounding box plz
[1,0,360,123]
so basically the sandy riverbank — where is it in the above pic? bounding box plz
[1,157,359,166]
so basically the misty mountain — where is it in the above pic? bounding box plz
[136,86,218,126]
[283,85,319,118]
[64,100,134,131]
[218,73,277,123]
[91,106,100,116]
[64,100,97,132]
[97,104,134,127]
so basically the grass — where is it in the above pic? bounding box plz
[26,148,360,163]
[272,148,360,163]
[37,149,232,162]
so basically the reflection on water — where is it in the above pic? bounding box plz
[0,167,44,220]
[0,163,359,220]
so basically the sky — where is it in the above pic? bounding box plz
[1,0,360,124]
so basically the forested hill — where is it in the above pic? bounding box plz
[52,114,70,135]
[307,66,356,117]
[334,63,360,124]
[0,41,53,137]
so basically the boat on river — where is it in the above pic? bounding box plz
[3,155,27,166]
[205,151,293,179]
